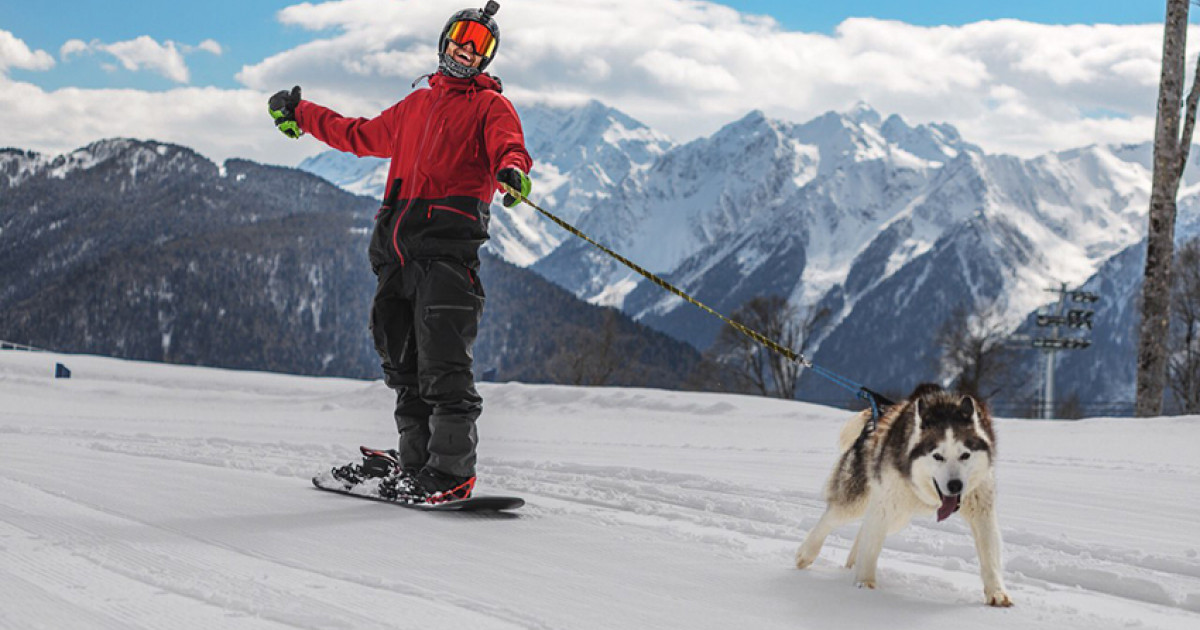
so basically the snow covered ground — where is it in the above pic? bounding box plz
[1,351,1197,630]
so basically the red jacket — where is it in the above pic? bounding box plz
[296,72,532,267]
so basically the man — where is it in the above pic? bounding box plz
[269,1,532,504]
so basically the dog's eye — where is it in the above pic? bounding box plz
[959,453,971,461]
[932,453,945,462]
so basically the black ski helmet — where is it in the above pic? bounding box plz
[438,1,501,79]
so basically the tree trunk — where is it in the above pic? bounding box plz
[1137,0,1190,417]
[1138,194,1179,415]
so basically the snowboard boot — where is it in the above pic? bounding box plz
[396,467,477,504]
[319,447,417,493]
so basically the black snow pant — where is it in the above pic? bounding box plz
[369,259,485,478]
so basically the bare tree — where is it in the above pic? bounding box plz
[1138,0,1200,416]
[1168,238,1200,413]
[1056,392,1086,421]
[547,309,632,387]
[934,302,1020,400]
[706,296,828,399]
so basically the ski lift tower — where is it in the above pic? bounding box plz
[1032,283,1099,419]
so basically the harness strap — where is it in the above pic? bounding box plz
[805,366,894,429]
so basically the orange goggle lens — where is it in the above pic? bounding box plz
[447,20,497,58]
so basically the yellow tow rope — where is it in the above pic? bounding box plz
[499,184,894,421]
[500,185,809,366]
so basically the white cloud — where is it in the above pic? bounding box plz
[59,35,224,84]
[105,36,189,83]
[194,39,223,56]
[634,50,740,92]
[60,39,90,59]
[0,29,55,72]
[0,31,291,165]
[0,2,1192,166]
[230,0,1184,158]
[0,74,321,165]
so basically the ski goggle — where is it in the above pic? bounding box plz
[446,20,497,58]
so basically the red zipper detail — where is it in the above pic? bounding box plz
[427,204,478,221]
[392,207,407,265]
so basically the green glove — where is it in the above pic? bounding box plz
[497,167,531,208]
[268,86,303,139]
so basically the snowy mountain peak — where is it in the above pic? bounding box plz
[295,151,385,198]
[706,109,785,147]
[880,113,910,133]
[786,106,975,170]
[2,139,213,186]
[880,114,976,164]
[48,139,143,178]
[520,100,674,171]
[576,99,658,138]
[845,100,883,126]
[739,109,770,124]
[707,106,961,174]
[0,148,48,189]
[32,139,214,182]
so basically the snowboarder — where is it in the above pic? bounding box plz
[269,1,532,504]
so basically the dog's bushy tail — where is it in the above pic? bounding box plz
[837,410,873,454]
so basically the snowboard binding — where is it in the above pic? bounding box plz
[328,446,410,489]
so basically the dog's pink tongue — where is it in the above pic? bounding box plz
[937,495,960,522]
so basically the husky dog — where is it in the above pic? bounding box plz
[795,383,1013,607]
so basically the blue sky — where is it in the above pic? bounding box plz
[0,1,1171,91]
[0,0,309,90]
[734,1,1166,30]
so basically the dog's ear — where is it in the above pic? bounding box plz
[958,395,977,420]
[912,397,923,430]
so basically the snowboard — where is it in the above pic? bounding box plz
[311,477,525,512]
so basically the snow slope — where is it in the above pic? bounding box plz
[1,351,1197,629]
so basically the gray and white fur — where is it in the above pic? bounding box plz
[795,383,1013,607]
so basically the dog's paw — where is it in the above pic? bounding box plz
[794,549,816,569]
[855,579,876,590]
[986,590,1013,607]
